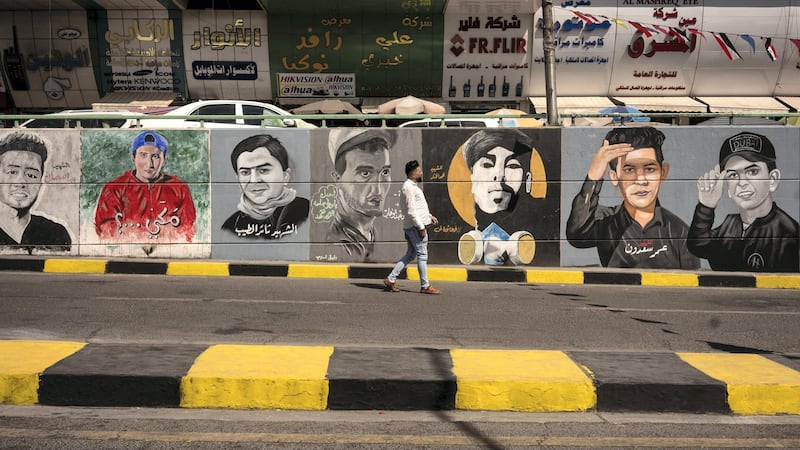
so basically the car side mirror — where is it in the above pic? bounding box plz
[282,118,297,128]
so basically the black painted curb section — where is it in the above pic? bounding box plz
[583,272,642,286]
[569,351,730,413]
[468,268,526,283]
[106,261,169,275]
[348,265,397,281]
[39,344,207,407]
[228,263,289,277]
[0,258,44,272]
[698,274,757,288]
[326,347,457,410]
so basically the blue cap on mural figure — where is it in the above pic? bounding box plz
[131,131,168,156]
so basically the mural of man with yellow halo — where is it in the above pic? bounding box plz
[447,129,549,265]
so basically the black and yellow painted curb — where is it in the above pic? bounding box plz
[1,257,800,289]
[2,340,799,414]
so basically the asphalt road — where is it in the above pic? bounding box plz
[1,271,798,354]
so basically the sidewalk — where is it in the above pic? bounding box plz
[2,340,799,414]
[1,255,800,289]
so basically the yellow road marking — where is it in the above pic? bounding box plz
[450,349,595,412]
[526,270,584,285]
[0,340,85,405]
[167,262,229,277]
[406,267,467,282]
[43,259,106,274]
[181,344,333,410]
[678,353,800,415]
[287,264,348,279]
[756,275,800,289]
[641,272,698,287]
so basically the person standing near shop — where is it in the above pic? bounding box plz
[384,160,441,294]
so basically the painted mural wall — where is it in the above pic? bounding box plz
[2,126,796,272]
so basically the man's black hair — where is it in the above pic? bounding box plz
[405,159,420,176]
[604,126,665,171]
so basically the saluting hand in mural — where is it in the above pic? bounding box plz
[567,127,699,270]
[688,132,799,272]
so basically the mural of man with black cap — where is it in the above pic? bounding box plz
[567,126,699,269]
[94,131,196,242]
[689,131,799,272]
[326,128,396,260]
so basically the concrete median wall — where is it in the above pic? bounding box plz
[0,126,797,272]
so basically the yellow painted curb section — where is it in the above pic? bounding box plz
[43,259,106,274]
[167,262,229,277]
[450,349,596,412]
[181,344,333,410]
[756,275,800,289]
[641,272,698,287]
[287,264,348,279]
[526,270,583,285]
[677,353,800,415]
[0,340,86,405]
[407,267,467,282]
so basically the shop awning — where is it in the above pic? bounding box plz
[695,97,789,114]
[92,92,178,111]
[529,96,615,115]
[611,96,707,113]
[777,96,800,112]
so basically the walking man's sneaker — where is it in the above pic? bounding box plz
[420,285,441,295]
[383,278,400,292]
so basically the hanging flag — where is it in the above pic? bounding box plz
[571,10,597,24]
[611,18,629,29]
[789,38,800,53]
[669,27,689,44]
[652,24,670,35]
[712,32,742,60]
[688,28,706,40]
[628,20,653,37]
[763,37,778,61]
[740,34,756,53]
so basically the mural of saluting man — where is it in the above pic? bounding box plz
[688,131,799,272]
[566,127,699,269]
[94,131,197,242]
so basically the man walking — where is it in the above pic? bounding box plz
[384,160,441,294]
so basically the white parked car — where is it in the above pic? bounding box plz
[398,118,500,128]
[19,110,146,129]
[138,100,316,129]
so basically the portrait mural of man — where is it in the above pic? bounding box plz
[0,131,71,253]
[94,131,197,243]
[324,128,396,261]
[449,129,547,266]
[222,134,309,239]
[689,131,799,272]
[566,126,700,269]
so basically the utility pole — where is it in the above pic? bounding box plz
[542,0,560,126]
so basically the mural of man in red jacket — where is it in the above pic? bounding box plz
[94,131,196,242]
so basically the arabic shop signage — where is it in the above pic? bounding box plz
[189,18,262,50]
[277,73,355,97]
[193,61,258,80]
[99,14,185,95]
[268,0,444,98]
[443,14,532,100]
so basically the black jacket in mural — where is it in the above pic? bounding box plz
[0,215,71,253]
[222,198,309,240]
[567,177,700,269]
[688,202,799,272]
